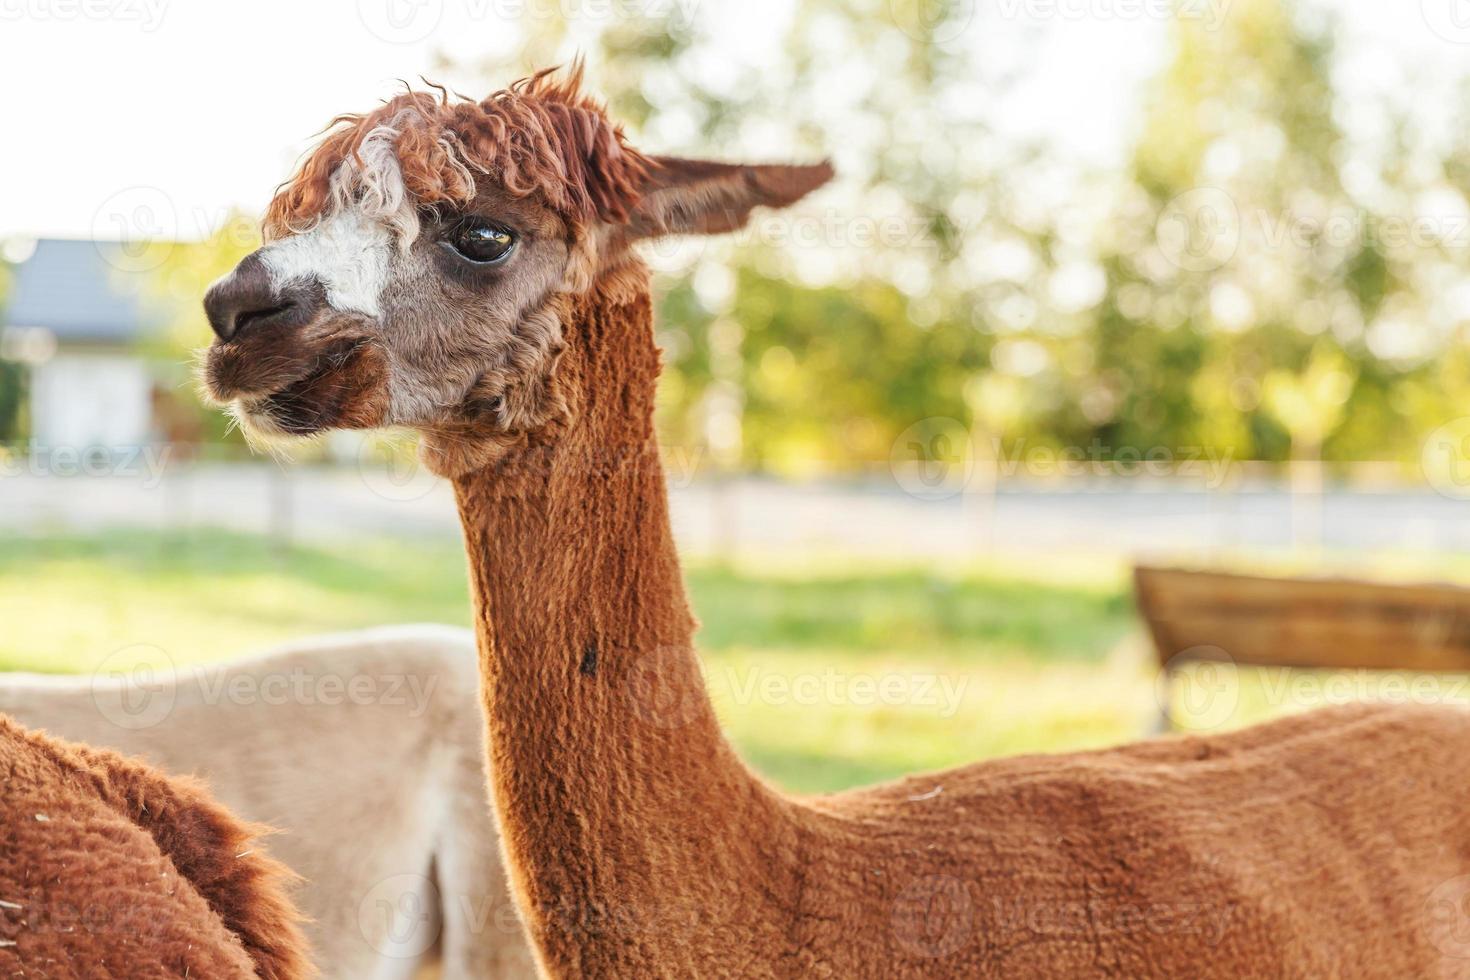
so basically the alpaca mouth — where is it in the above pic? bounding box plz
[218,336,390,437]
[250,338,367,434]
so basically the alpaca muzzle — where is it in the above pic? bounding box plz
[204,251,326,343]
[201,249,387,434]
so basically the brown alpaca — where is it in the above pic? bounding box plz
[0,626,534,980]
[0,716,311,978]
[201,67,1470,977]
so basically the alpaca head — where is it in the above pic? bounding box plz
[202,66,832,473]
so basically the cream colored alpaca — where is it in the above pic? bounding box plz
[0,626,534,980]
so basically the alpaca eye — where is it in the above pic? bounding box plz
[445,221,516,265]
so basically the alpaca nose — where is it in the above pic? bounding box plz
[204,252,314,342]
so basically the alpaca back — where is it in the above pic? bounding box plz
[802,700,1470,977]
[0,626,533,980]
[0,716,312,978]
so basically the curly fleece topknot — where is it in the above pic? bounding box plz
[262,65,654,243]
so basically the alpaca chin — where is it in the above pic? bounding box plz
[228,400,316,455]
[206,334,393,444]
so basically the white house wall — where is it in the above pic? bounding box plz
[31,352,151,452]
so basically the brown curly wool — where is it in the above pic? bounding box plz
[263,63,652,242]
[0,716,312,978]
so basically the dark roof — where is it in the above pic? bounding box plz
[3,239,166,343]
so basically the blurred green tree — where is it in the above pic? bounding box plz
[1086,0,1470,469]
[133,0,1470,477]
[448,0,1001,474]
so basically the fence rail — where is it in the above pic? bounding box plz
[3,448,1469,560]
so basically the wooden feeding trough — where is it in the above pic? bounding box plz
[1134,564,1470,729]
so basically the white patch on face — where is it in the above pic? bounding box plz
[259,113,461,319]
[259,207,393,317]
[341,116,446,247]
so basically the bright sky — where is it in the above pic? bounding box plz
[1,0,1468,243]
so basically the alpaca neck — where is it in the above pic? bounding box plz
[451,274,795,970]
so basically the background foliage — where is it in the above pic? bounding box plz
[12,0,1470,476]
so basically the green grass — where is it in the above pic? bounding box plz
[688,564,1133,662]
[6,529,1459,793]
[0,530,476,669]
[0,528,1166,792]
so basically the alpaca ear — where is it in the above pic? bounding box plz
[624,157,835,240]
